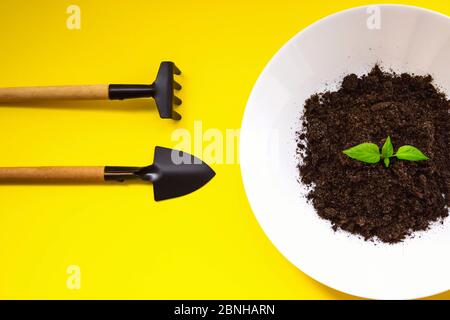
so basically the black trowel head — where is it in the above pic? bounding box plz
[146,146,215,201]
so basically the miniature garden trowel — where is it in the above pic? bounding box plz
[0,61,183,120]
[0,146,215,201]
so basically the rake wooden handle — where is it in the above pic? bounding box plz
[0,85,109,102]
[0,167,105,183]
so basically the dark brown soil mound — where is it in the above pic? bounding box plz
[297,66,450,243]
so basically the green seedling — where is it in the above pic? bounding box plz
[343,136,428,167]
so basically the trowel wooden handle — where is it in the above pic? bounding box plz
[0,85,109,102]
[0,167,105,183]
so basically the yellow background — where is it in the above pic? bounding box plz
[0,0,448,299]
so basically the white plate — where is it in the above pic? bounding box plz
[240,4,450,300]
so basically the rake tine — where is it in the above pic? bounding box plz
[171,111,182,120]
[173,96,182,106]
[173,64,181,75]
[173,80,182,90]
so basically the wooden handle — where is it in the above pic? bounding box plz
[0,85,109,102]
[0,167,105,183]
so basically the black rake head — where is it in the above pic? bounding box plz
[152,61,182,120]
[108,61,182,120]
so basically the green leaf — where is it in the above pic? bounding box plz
[384,157,390,167]
[395,145,428,161]
[381,136,394,159]
[343,143,381,164]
